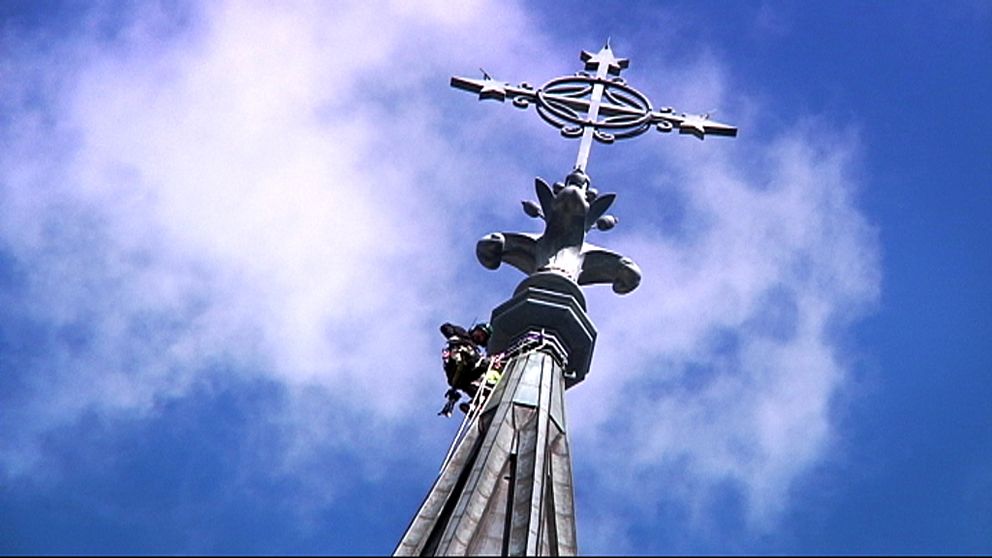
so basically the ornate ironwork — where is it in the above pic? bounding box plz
[451,42,737,172]
[476,170,642,296]
[395,44,741,557]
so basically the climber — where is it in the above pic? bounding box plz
[437,322,492,417]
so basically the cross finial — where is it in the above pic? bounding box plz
[451,44,737,174]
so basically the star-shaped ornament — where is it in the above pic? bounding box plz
[678,115,709,139]
[678,114,738,140]
[476,76,508,101]
[580,44,629,76]
[450,74,509,102]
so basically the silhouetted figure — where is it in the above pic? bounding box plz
[438,322,492,417]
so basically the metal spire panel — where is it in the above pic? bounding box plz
[394,333,578,556]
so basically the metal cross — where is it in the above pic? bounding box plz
[452,42,737,174]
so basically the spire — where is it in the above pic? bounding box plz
[396,44,739,556]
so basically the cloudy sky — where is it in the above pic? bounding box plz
[1,0,989,554]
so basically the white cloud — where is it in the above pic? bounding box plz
[0,0,880,546]
[0,0,547,476]
[570,115,879,537]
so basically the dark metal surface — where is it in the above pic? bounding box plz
[452,43,737,173]
[490,272,596,388]
[477,171,642,296]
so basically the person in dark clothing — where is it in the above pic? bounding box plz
[438,322,492,417]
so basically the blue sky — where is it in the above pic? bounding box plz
[0,0,989,555]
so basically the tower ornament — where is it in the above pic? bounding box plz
[476,168,642,295]
[451,42,738,173]
[394,44,738,557]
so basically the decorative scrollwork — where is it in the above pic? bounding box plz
[655,120,673,132]
[533,75,654,141]
[593,130,615,144]
[450,43,737,171]
[512,95,532,109]
[560,125,583,138]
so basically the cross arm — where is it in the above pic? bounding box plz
[451,74,736,140]
[450,76,537,103]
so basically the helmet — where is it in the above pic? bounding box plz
[469,323,492,345]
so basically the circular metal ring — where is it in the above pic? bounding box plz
[535,75,654,138]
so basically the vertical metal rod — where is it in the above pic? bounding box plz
[573,59,611,173]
